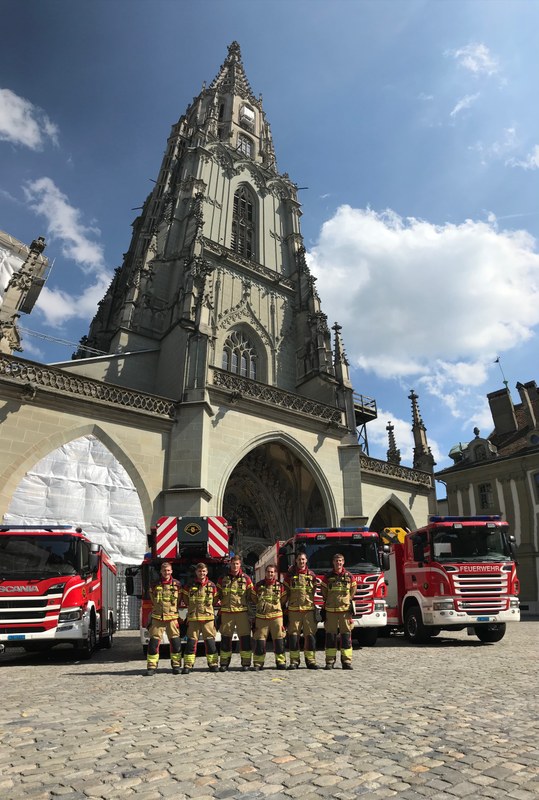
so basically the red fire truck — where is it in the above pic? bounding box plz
[0,524,117,658]
[381,515,520,643]
[126,515,232,654]
[255,527,389,646]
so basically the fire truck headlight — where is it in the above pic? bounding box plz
[374,602,386,612]
[59,608,83,622]
[510,599,520,608]
[433,601,454,611]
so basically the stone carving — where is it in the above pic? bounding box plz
[212,367,342,424]
[360,455,432,488]
[0,354,176,417]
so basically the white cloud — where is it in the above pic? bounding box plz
[471,127,518,164]
[0,89,59,149]
[449,93,479,118]
[23,178,112,326]
[507,144,539,171]
[308,206,539,412]
[23,177,105,270]
[36,276,111,327]
[446,43,499,77]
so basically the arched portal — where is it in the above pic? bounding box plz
[222,441,328,568]
[370,495,415,533]
[5,434,146,565]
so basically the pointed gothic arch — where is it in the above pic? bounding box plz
[4,431,148,566]
[220,323,268,383]
[217,432,338,561]
[369,493,416,533]
[231,183,257,259]
[1,423,153,533]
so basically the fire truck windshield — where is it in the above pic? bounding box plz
[0,535,79,578]
[297,537,381,574]
[431,526,512,562]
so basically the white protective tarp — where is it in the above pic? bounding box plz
[4,434,147,565]
[0,238,25,307]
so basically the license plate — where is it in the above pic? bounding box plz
[476,616,490,622]
[8,634,26,640]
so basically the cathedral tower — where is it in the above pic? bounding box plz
[78,42,340,409]
[67,43,376,559]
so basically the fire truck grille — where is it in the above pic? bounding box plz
[453,572,507,614]
[0,610,47,620]
[354,584,374,616]
[0,626,46,634]
[0,599,48,609]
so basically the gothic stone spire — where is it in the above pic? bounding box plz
[409,389,435,472]
[386,421,401,465]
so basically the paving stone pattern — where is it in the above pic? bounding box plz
[2,622,538,799]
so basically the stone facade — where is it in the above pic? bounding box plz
[0,44,435,569]
[436,380,539,612]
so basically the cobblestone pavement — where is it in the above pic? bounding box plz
[2,622,538,800]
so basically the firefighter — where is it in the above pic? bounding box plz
[181,562,219,674]
[146,560,182,675]
[250,564,287,671]
[216,555,253,671]
[320,553,358,670]
[284,551,319,670]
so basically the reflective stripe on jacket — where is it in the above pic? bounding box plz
[182,580,218,621]
[284,569,318,612]
[150,579,182,621]
[250,579,285,619]
[320,571,357,613]
[217,572,253,613]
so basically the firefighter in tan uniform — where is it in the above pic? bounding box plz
[284,552,319,670]
[181,563,219,674]
[216,555,253,671]
[320,553,358,670]
[250,564,287,670]
[146,561,182,675]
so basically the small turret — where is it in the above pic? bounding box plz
[386,421,401,465]
[409,389,435,472]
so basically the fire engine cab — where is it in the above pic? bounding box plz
[126,515,232,653]
[382,515,520,643]
[256,526,389,646]
[0,524,117,658]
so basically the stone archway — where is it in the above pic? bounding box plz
[4,434,146,565]
[222,441,327,563]
[370,496,414,533]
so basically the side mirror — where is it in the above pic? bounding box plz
[412,542,425,563]
[381,551,390,571]
[278,554,288,575]
[508,533,517,561]
[88,553,99,574]
[125,566,139,596]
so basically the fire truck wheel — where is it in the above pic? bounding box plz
[355,629,378,647]
[143,645,148,657]
[77,620,97,659]
[404,606,429,644]
[102,617,114,649]
[474,623,506,643]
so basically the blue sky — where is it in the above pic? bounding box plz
[1,0,538,488]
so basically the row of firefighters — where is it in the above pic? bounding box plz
[147,551,358,674]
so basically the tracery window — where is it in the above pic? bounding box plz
[231,185,255,259]
[478,482,494,510]
[222,330,257,381]
[237,134,253,158]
